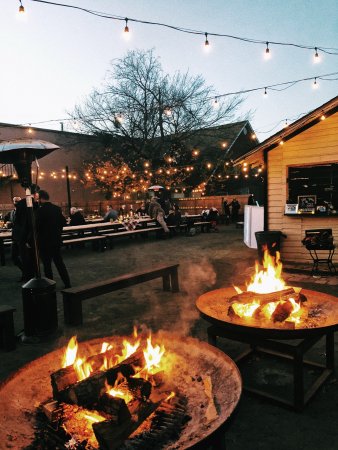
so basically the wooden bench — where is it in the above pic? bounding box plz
[0,305,16,351]
[193,221,211,232]
[62,264,180,326]
[63,235,107,251]
[102,227,163,248]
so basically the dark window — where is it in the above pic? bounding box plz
[288,164,338,210]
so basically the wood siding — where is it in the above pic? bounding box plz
[267,113,338,263]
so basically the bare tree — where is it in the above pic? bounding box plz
[71,49,243,193]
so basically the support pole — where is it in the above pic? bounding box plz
[65,165,72,214]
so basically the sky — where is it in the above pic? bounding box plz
[1,0,337,141]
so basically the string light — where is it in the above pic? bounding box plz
[213,97,219,108]
[251,133,256,140]
[279,138,284,145]
[314,47,320,63]
[321,111,326,120]
[313,77,319,89]
[124,18,129,33]
[18,0,24,13]
[264,42,271,59]
[28,0,338,58]
[204,32,209,47]
[283,119,288,128]
[263,87,268,98]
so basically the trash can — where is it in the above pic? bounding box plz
[255,231,286,261]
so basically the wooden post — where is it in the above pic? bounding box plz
[170,266,179,292]
[65,165,72,214]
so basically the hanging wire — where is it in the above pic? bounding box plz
[30,0,338,55]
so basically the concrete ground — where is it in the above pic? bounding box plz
[1,226,338,450]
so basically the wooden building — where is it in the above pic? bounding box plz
[234,96,338,264]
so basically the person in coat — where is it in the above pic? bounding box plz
[36,190,71,288]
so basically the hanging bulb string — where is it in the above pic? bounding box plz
[12,70,338,129]
[29,0,338,55]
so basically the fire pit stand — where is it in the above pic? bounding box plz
[196,287,338,412]
[207,325,334,411]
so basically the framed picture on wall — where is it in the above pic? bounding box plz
[284,204,298,214]
[298,195,316,213]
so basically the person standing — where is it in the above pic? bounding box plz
[36,190,71,288]
[149,197,169,234]
[248,194,256,205]
[230,198,241,223]
[223,199,231,225]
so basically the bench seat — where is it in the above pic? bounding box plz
[63,235,106,251]
[62,264,179,325]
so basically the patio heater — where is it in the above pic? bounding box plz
[0,139,60,339]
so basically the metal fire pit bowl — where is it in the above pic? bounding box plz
[0,333,242,450]
[196,287,338,410]
[196,287,338,340]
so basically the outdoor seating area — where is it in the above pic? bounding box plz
[1,2,338,449]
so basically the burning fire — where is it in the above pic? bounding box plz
[231,249,303,325]
[246,249,285,294]
[62,336,78,368]
[143,335,165,375]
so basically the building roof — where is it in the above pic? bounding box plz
[233,95,338,165]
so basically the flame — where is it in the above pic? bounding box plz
[101,342,112,353]
[143,335,165,375]
[105,378,133,404]
[107,387,133,404]
[229,249,304,325]
[83,412,105,423]
[247,250,285,294]
[74,358,93,381]
[116,338,140,364]
[231,301,260,317]
[62,336,78,368]
[165,391,176,401]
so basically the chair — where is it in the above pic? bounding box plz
[302,229,336,275]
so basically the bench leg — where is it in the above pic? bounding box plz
[0,240,5,266]
[63,294,83,326]
[162,274,171,291]
[170,267,179,292]
[1,311,16,351]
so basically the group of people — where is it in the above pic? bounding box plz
[5,189,71,287]
[222,198,241,224]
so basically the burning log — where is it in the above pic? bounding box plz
[92,419,134,450]
[230,288,300,306]
[41,400,62,424]
[53,349,145,403]
[98,393,132,424]
[271,300,294,322]
[119,396,190,449]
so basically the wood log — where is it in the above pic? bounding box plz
[41,400,62,423]
[51,347,119,397]
[98,393,131,424]
[229,288,297,306]
[57,349,146,406]
[93,399,162,450]
[272,300,294,322]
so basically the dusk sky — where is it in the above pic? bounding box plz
[1,0,337,140]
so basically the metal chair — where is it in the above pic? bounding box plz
[303,229,336,275]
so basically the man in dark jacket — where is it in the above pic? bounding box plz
[36,190,71,288]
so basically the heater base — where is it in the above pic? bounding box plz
[207,326,335,412]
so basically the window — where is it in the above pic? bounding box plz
[288,164,338,212]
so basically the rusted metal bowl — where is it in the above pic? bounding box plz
[196,287,338,339]
[0,333,242,449]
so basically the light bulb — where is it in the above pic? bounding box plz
[264,42,271,59]
[314,47,320,63]
[313,77,319,89]
[284,120,288,128]
[213,97,219,108]
[204,32,209,46]
[124,18,129,33]
[18,0,24,13]
[263,87,268,98]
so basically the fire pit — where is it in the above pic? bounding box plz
[0,331,241,449]
[196,250,338,410]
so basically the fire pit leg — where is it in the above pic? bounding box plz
[211,430,227,450]
[326,332,335,370]
[207,327,217,346]
[293,350,304,411]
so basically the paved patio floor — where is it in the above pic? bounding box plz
[1,225,337,450]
